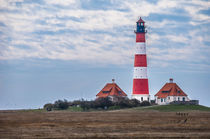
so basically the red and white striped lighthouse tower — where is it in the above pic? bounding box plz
[132,17,150,102]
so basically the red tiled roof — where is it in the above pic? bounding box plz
[155,82,187,98]
[96,83,127,98]
[137,17,145,23]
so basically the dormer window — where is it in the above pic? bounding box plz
[162,91,169,93]
[103,91,110,93]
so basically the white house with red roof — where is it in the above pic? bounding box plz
[154,78,190,105]
[96,79,127,101]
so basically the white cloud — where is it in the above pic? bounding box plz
[185,6,210,21]
[0,0,209,71]
[44,0,78,6]
[166,35,189,43]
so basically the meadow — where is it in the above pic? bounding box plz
[0,105,210,138]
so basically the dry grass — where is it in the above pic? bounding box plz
[0,110,210,138]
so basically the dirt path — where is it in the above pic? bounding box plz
[0,110,210,138]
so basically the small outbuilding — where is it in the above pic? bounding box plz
[154,78,190,105]
[96,79,127,101]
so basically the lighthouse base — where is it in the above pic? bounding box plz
[131,94,150,102]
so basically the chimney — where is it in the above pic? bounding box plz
[112,79,115,83]
[169,78,173,83]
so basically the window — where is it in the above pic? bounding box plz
[177,90,181,93]
[103,91,110,93]
[141,23,143,26]
[183,97,185,101]
[161,98,163,102]
[118,91,122,94]
[141,97,143,101]
[168,97,170,100]
[178,97,180,101]
[162,91,169,93]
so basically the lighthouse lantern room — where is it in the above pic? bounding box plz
[132,17,150,102]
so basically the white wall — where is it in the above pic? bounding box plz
[132,94,150,102]
[155,96,190,105]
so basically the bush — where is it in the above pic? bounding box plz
[80,97,114,110]
[80,100,92,111]
[129,99,141,107]
[112,97,131,108]
[54,99,69,110]
[93,97,113,109]
[43,103,53,111]
[43,97,152,112]
[70,100,83,107]
[140,101,151,106]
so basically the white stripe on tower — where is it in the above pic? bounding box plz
[133,67,147,79]
[135,43,146,55]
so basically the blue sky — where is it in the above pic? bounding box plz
[0,0,210,109]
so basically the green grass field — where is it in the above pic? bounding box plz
[17,104,210,112]
[133,104,210,112]
[64,105,210,112]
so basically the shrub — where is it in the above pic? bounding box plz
[54,99,69,110]
[43,103,53,111]
[80,100,92,111]
[140,101,151,106]
[43,97,152,112]
[93,97,113,109]
[129,99,141,107]
[113,97,131,108]
[71,100,83,107]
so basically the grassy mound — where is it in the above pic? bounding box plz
[12,104,210,113]
[136,104,210,112]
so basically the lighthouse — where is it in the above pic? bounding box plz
[131,17,150,102]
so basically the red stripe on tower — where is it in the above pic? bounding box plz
[132,17,150,102]
[134,55,147,67]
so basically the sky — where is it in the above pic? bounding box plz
[0,0,210,109]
